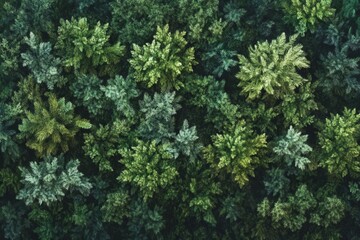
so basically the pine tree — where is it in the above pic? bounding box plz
[83,120,131,172]
[138,92,181,142]
[204,120,267,187]
[273,126,312,170]
[236,33,310,100]
[129,24,196,91]
[18,93,91,157]
[117,140,178,200]
[17,155,92,205]
[184,75,239,128]
[283,0,335,35]
[0,103,21,161]
[21,32,64,90]
[55,17,125,75]
[100,75,139,119]
[318,108,360,177]
[70,74,107,117]
[173,120,202,160]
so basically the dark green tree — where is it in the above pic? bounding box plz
[21,32,64,90]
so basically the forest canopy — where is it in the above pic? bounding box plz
[1,0,360,239]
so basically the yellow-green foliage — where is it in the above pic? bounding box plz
[129,24,196,91]
[18,93,91,157]
[237,33,310,100]
[56,17,125,75]
[284,0,335,34]
[204,120,267,187]
[318,108,360,177]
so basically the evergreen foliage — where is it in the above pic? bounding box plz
[236,33,310,100]
[18,93,91,157]
[83,119,131,172]
[2,0,360,238]
[118,140,178,200]
[283,0,335,35]
[273,126,312,170]
[21,32,64,90]
[17,155,92,205]
[55,17,125,75]
[70,74,106,117]
[204,120,267,187]
[318,108,360,177]
[100,75,139,119]
[138,91,181,141]
[129,24,196,91]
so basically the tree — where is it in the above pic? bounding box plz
[100,75,139,119]
[117,140,178,200]
[10,0,56,37]
[264,168,290,197]
[0,38,20,78]
[318,108,360,177]
[110,0,170,45]
[173,120,202,160]
[70,74,107,117]
[273,126,312,170]
[101,189,129,224]
[202,43,237,77]
[138,91,181,142]
[18,93,91,157]
[236,33,310,100]
[283,0,335,35]
[55,17,125,75]
[21,32,64,90]
[129,24,196,91]
[184,75,239,128]
[317,28,360,101]
[204,120,267,187]
[83,120,131,172]
[0,103,21,161]
[174,0,223,44]
[258,185,317,232]
[17,155,92,205]
[279,82,318,128]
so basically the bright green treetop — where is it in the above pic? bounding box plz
[236,33,310,100]
[129,24,196,91]
[318,108,360,177]
[284,0,335,35]
[204,120,267,187]
[118,140,178,200]
[56,17,125,75]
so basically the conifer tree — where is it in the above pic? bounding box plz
[204,120,267,187]
[129,24,196,91]
[118,140,178,200]
[318,108,360,177]
[21,32,64,90]
[17,155,92,205]
[236,33,310,100]
[283,0,335,35]
[273,126,312,170]
[18,93,91,157]
[55,17,125,75]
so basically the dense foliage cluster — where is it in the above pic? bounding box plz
[1,0,360,239]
